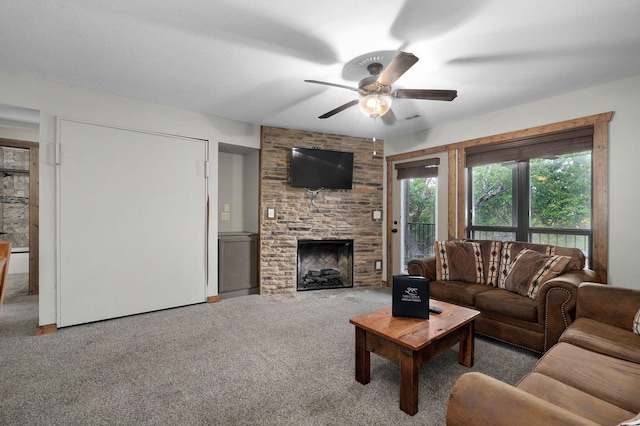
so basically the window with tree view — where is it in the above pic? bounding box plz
[467,127,593,266]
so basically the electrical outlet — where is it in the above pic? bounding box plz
[221,212,230,221]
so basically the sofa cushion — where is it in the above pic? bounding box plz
[619,412,640,426]
[485,241,503,287]
[474,288,538,322]
[447,372,603,426]
[464,240,503,286]
[501,249,571,299]
[533,342,640,414]
[517,372,637,426]
[498,241,585,288]
[553,245,587,271]
[499,242,553,288]
[634,308,640,335]
[430,280,495,307]
[559,317,640,364]
[434,240,484,284]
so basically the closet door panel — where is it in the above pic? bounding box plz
[57,120,207,327]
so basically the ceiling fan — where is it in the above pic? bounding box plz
[305,51,457,125]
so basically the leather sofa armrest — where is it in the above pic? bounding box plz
[406,255,436,280]
[536,269,597,350]
[446,372,600,426]
[576,282,640,330]
[537,269,598,320]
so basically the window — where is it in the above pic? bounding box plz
[466,127,593,265]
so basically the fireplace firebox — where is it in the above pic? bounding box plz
[297,239,354,291]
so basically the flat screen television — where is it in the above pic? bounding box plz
[290,147,354,189]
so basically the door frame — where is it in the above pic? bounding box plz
[387,152,449,278]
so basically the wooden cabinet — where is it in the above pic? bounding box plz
[218,233,258,298]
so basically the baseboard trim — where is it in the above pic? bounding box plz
[207,295,220,303]
[35,324,57,335]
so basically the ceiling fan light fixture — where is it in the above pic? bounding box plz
[358,94,392,118]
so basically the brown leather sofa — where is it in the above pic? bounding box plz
[446,282,640,426]
[407,240,598,353]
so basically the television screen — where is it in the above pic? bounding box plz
[290,147,354,189]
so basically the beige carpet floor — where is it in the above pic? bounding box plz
[0,276,539,425]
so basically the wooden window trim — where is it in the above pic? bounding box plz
[465,126,593,167]
[386,112,612,283]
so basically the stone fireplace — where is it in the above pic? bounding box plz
[297,239,353,291]
[259,126,384,294]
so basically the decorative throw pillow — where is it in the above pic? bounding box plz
[486,241,502,287]
[634,309,640,336]
[462,240,502,286]
[498,242,555,289]
[502,249,571,299]
[434,240,484,284]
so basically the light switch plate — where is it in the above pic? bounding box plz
[375,260,382,270]
[372,210,382,220]
[267,208,276,219]
[221,212,230,221]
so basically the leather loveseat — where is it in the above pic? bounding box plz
[407,240,598,353]
[446,282,640,426]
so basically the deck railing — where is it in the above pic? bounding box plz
[404,222,436,261]
[405,224,592,267]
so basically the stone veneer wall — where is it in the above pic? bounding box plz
[0,146,30,249]
[259,126,384,294]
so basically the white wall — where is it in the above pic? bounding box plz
[243,150,260,234]
[386,74,640,290]
[217,150,259,233]
[0,69,260,326]
[218,152,246,233]
[0,126,39,143]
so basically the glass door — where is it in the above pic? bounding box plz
[399,177,437,272]
[390,153,448,276]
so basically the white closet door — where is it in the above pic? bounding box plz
[57,120,207,327]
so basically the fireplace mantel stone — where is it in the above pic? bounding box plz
[259,126,384,294]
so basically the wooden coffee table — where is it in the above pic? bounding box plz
[349,300,480,416]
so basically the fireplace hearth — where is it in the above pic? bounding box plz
[297,239,354,291]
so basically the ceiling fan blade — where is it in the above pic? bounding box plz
[318,100,359,119]
[304,79,359,92]
[392,89,458,101]
[381,109,396,126]
[377,52,419,86]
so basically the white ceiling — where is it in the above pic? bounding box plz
[2,0,640,140]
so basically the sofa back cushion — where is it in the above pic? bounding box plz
[502,249,571,299]
[498,241,585,289]
[485,241,503,287]
[434,240,484,284]
[467,240,502,286]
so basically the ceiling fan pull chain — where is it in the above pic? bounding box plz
[372,116,378,156]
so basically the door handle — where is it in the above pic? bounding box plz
[391,228,398,233]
